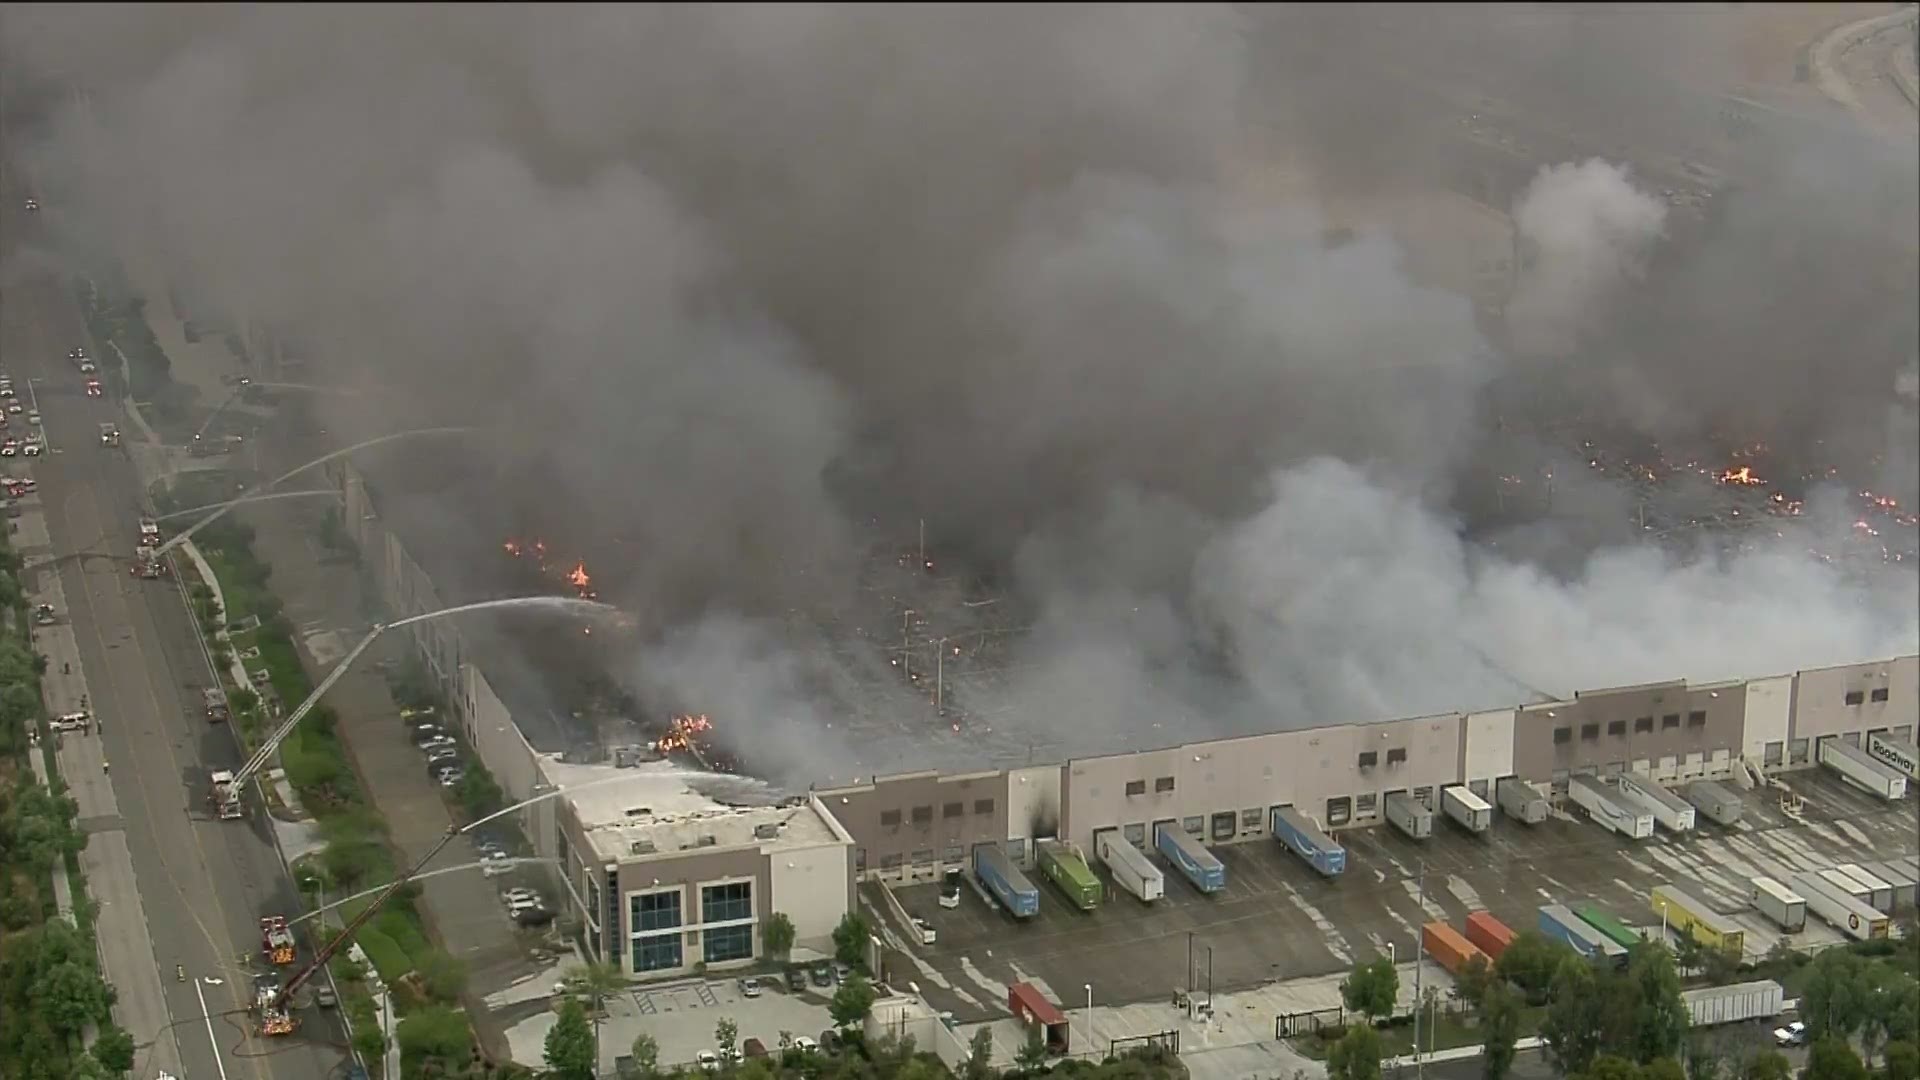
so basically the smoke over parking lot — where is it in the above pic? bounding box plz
[3,5,1913,782]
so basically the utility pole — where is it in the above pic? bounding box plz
[901,609,914,680]
[1206,946,1214,1012]
[1186,932,1194,1015]
[935,638,945,715]
[1413,859,1427,1080]
[919,518,927,571]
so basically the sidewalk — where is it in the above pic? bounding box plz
[125,261,533,1042]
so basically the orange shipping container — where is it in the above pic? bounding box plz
[1465,910,1515,961]
[1422,921,1488,977]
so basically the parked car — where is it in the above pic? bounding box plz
[796,1033,823,1053]
[315,985,337,1008]
[738,977,762,999]
[1773,1022,1807,1048]
[695,1051,720,1072]
[417,734,455,752]
[809,962,833,988]
[480,851,513,878]
[785,967,807,993]
[911,917,937,946]
[436,768,466,788]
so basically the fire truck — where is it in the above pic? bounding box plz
[139,518,162,545]
[131,545,168,579]
[209,770,244,820]
[260,916,296,966]
[203,688,230,723]
[253,977,298,1036]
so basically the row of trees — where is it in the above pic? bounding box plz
[0,537,137,1079]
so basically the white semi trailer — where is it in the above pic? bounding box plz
[1094,830,1165,903]
[1496,777,1550,825]
[1568,775,1654,839]
[1384,791,1433,840]
[1818,737,1907,800]
[1617,772,1697,833]
[1748,876,1806,933]
[1440,785,1492,834]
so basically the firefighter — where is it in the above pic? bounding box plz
[62,661,70,674]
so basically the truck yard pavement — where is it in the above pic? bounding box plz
[875,768,1916,1025]
[2,153,347,1080]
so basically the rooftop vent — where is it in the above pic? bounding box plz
[695,834,718,848]
[629,839,655,855]
[753,824,780,840]
[624,807,652,819]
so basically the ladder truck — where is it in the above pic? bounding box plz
[210,770,244,820]
[253,976,298,1036]
[261,915,296,966]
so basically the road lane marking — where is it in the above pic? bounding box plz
[194,976,232,1080]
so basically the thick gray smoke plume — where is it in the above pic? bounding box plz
[3,5,1914,783]
[1507,159,1668,357]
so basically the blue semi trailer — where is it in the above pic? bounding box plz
[1154,823,1226,893]
[1272,807,1347,877]
[1537,904,1628,966]
[973,843,1040,918]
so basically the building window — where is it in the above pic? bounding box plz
[1357,751,1378,768]
[944,845,963,864]
[1845,690,1865,706]
[942,802,964,818]
[701,881,752,925]
[911,805,934,825]
[1871,688,1890,703]
[1634,717,1653,733]
[1686,711,1706,727]
[1326,796,1352,826]
[1385,748,1407,765]
[632,890,682,934]
[1763,742,1784,766]
[1553,727,1572,745]
[703,924,754,965]
[879,810,901,828]
[1155,777,1176,793]
[910,848,934,867]
[1005,838,1028,862]
[1580,724,1599,741]
[1125,780,1147,797]
[1608,720,1628,737]
[1662,714,1680,730]
[1355,793,1377,816]
[634,935,682,973]
[1242,808,1263,828]
[855,848,867,872]
[880,853,904,871]
[1788,739,1810,764]
[1123,822,1147,846]
[973,798,995,815]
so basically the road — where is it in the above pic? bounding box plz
[4,125,349,1080]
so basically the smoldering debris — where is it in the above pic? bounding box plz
[2,5,1914,783]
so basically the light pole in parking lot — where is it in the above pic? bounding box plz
[1083,983,1093,1057]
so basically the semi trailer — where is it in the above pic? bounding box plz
[1036,840,1103,911]
[1422,922,1488,976]
[1156,822,1227,893]
[1683,780,1744,826]
[1094,831,1165,903]
[1818,737,1908,800]
[1866,731,1920,781]
[1791,871,1889,941]
[1651,884,1746,955]
[1830,864,1893,914]
[1568,775,1654,839]
[1384,791,1434,840]
[1616,773,1696,833]
[1464,910,1516,960]
[1496,777,1550,824]
[1538,904,1627,966]
[1440,785,1492,834]
[974,843,1040,918]
[1748,877,1807,933]
[1270,807,1346,877]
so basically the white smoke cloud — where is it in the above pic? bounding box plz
[1507,158,1669,357]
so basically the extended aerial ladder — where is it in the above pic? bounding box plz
[261,915,296,965]
[215,625,389,819]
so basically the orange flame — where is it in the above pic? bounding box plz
[1716,466,1764,486]
[568,562,591,589]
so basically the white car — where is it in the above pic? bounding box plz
[24,198,38,212]
[79,359,97,374]
[738,977,762,999]
[26,410,40,426]
[1773,1022,1807,1047]
[696,1051,721,1072]
[419,734,455,752]
[502,888,539,907]
[21,440,41,458]
[480,851,513,878]
[791,1036,819,1053]
[5,401,21,414]
[911,917,936,945]
[436,767,466,787]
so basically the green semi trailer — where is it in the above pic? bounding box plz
[1037,840,1103,911]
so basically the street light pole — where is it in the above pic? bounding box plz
[1413,860,1427,1080]
[1206,947,1214,1012]
[1084,983,1092,1058]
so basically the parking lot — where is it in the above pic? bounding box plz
[877,769,1918,1022]
[503,975,837,1072]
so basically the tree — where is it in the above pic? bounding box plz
[630,1032,660,1077]
[716,1017,739,1060]
[830,973,877,1030]
[545,998,596,1080]
[351,1023,387,1066]
[832,911,871,969]
[1341,956,1399,1023]
[1481,982,1524,1080]
[1643,1058,1687,1080]
[1802,1037,1869,1080]
[560,959,626,1071]
[416,948,468,1002]
[1628,944,1690,1064]
[1328,1024,1384,1080]
[1735,1050,1792,1080]
[1016,1024,1049,1071]
[91,1025,135,1073]
[764,911,797,961]
[1869,968,1920,1050]
[1802,948,1872,1040]
[1884,1040,1919,1080]
[396,1007,472,1073]
[1498,930,1572,1003]
[965,1025,996,1080]
[1578,1055,1645,1080]
[1543,956,1604,1077]
[1453,953,1494,1009]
